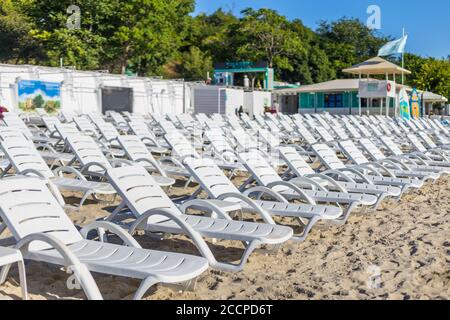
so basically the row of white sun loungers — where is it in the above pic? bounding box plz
[0,109,448,299]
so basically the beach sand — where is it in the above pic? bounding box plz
[0,174,448,300]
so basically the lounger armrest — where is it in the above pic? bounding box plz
[382,158,411,171]
[288,177,329,192]
[353,164,383,177]
[159,156,184,169]
[401,154,427,166]
[80,162,109,175]
[34,143,56,152]
[127,208,218,265]
[243,186,290,204]
[304,174,348,193]
[322,170,357,184]
[266,181,317,205]
[53,166,87,181]
[15,233,103,300]
[365,162,396,178]
[141,137,158,147]
[339,168,374,184]
[110,159,133,168]
[80,221,141,248]
[178,200,233,221]
[218,193,276,225]
[134,158,167,177]
[19,169,47,179]
[378,159,407,171]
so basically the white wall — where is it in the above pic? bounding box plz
[244,91,271,117]
[0,64,185,115]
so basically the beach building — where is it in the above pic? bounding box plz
[274,57,448,116]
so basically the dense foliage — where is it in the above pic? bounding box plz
[0,1,448,98]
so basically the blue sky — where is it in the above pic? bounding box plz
[194,0,450,59]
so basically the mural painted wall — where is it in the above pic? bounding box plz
[18,80,61,113]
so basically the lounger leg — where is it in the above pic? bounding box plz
[292,216,320,243]
[134,277,158,300]
[211,240,261,272]
[78,191,94,209]
[0,264,11,285]
[374,193,388,209]
[184,177,193,189]
[72,264,103,300]
[331,201,360,226]
[0,222,7,236]
[18,260,28,300]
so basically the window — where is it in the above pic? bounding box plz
[324,93,344,108]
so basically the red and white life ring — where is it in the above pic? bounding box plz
[387,83,392,93]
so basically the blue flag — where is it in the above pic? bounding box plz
[378,35,408,57]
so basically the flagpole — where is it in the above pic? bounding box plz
[402,27,405,85]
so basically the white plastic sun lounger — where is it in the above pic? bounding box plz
[73,116,100,138]
[278,147,400,203]
[106,165,293,272]
[379,136,450,174]
[129,121,170,154]
[338,140,439,182]
[311,144,413,195]
[238,151,377,224]
[65,135,174,187]
[165,131,242,172]
[0,177,208,300]
[117,135,187,181]
[184,158,343,242]
[0,136,116,208]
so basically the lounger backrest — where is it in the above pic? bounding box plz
[73,116,98,135]
[378,123,392,136]
[184,158,239,198]
[239,151,282,187]
[266,121,281,134]
[311,144,345,170]
[61,111,76,123]
[117,135,161,172]
[66,135,112,169]
[338,140,369,165]
[315,126,334,143]
[88,114,107,127]
[0,178,82,251]
[42,116,61,132]
[367,123,383,137]
[129,121,152,137]
[0,137,54,179]
[55,123,80,140]
[98,122,120,141]
[3,115,32,137]
[110,112,127,126]
[387,122,403,136]
[278,147,315,176]
[258,129,280,149]
[159,119,178,135]
[230,130,256,151]
[343,122,361,139]
[165,131,200,159]
[407,135,428,153]
[332,125,350,140]
[314,115,331,130]
[359,139,386,161]
[107,166,178,224]
[417,132,437,149]
[380,137,403,156]
[0,127,30,140]
[293,121,317,145]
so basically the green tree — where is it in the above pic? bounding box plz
[175,46,213,80]
[317,18,389,77]
[32,94,45,109]
[232,8,306,74]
